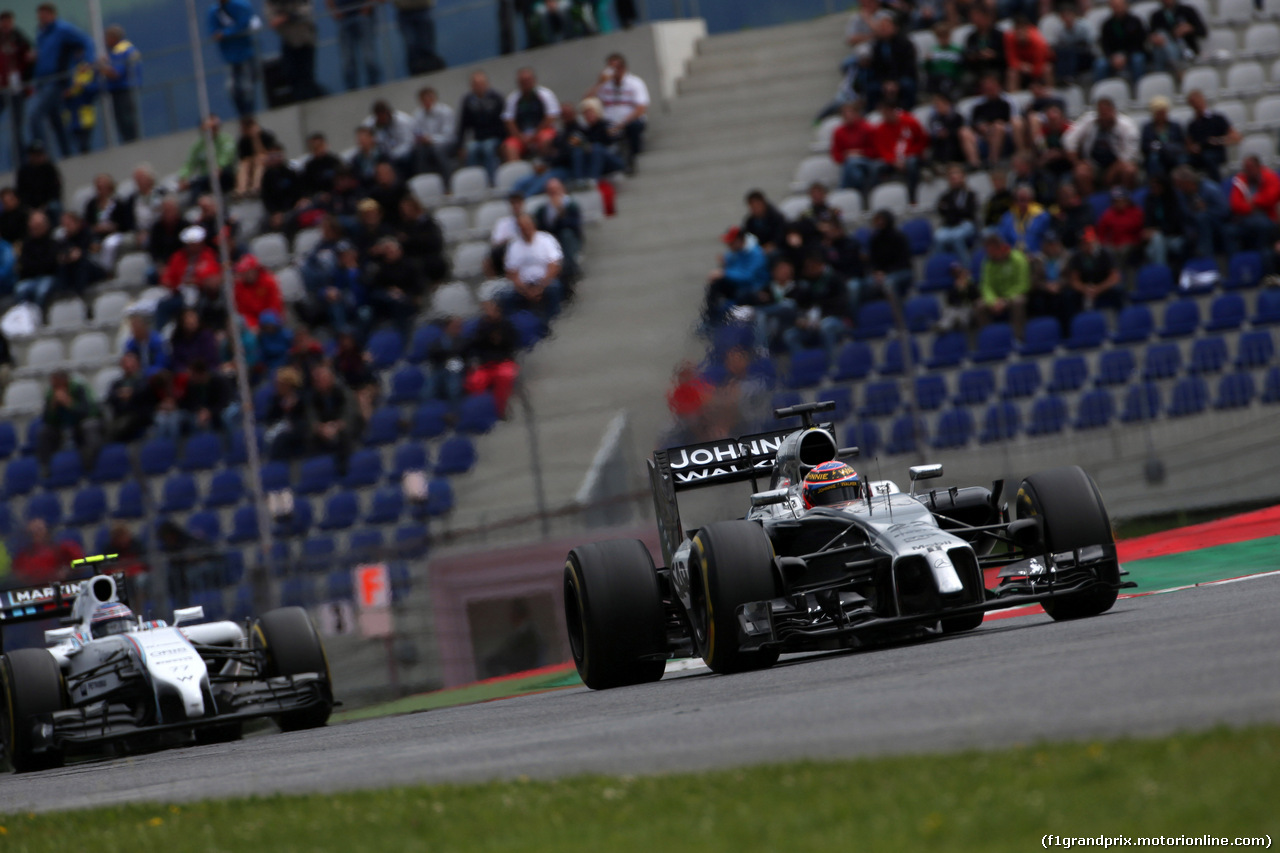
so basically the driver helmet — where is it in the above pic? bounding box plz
[802,461,863,509]
[90,602,135,639]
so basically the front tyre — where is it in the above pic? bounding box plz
[1017,465,1120,621]
[1,649,67,772]
[564,539,667,690]
[690,521,781,674]
[254,606,334,731]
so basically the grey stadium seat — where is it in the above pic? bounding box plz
[1216,0,1253,24]
[1180,67,1221,100]
[230,201,264,237]
[812,116,841,152]
[115,252,149,287]
[249,233,289,269]
[46,299,86,332]
[91,291,131,328]
[434,206,469,243]
[1247,95,1280,131]
[449,166,489,201]
[70,184,94,216]
[409,173,445,208]
[91,366,122,402]
[430,281,479,319]
[1037,13,1063,43]
[451,241,490,279]
[276,266,305,303]
[495,160,534,195]
[965,171,994,200]
[1243,23,1280,56]
[473,200,509,237]
[2,379,44,413]
[869,182,910,217]
[791,155,841,191]
[1135,72,1175,106]
[1090,77,1131,107]
[1225,62,1266,94]
[1204,29,1238,55]
[292,227,323,259]
[1237,133,1274,163]
[68,331,112,368]
[826,189,863,221]
[576,191,605,223]
[778,195,809,221]
[20,338,65,373]
[1216,101,1248,130]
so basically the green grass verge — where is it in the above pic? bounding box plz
[331,665,582,724]
[3,725,1278,851]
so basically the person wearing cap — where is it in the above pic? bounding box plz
[361,99,416,176]
[832,101,875,193]
[1028,229,1073,332]
[157,224,221,330]
[977,229,1029,336]
[233,254,284,331]
[997,184,1052,255]
[1140,96,1186,178]
[1097,185,1147,267]
[1065,225,1123,312]
[1172,164,1229,258]
[1061,96,1140,188]
[585,53,649,171]
[178,115,237,200]
[1228,154,1280,253]
[705,225,768,324]
[1147,0,1207,75]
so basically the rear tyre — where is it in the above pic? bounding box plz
[254,607,334,731]
[690,521,782,674]
[564,539,668,690]
[1017,465,1120,621]
[1,649,67,772]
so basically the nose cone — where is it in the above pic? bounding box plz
[929,549,964,595]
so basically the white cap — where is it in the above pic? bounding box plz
[180,225,207,244]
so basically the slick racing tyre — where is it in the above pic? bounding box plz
[1017,465,1120,621]
[254,607,334,731]
[1,649,67,772]
[564,539,667,690]
[690,520,781,674]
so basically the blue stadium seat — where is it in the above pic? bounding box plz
[394,524,430,559]
[296,456,337,495]
[1019,316,1061,357]
[1205,293,1246,332]
[926,331,968,368]
[349,529,384,563]
[389,562,412,602]
[25,492,62,525]
[1158,299,1200,339]
[859,380,900,418]
[139,437,177,476]
[326,569,355,602]
[787,348,829,387]
[435,436,477,475]
[0,504,11,537]
[1111,305,1153,344]
[113,480,145,519]
[301,536,337,573]
[409,400,451,440]
[771,390,802,412]
[318,491,360,531]
[1027,395,1068,436]
[364,406,402,446]
[341,448,383,488]
[1002,362,1041,399]
[880,338,920,376]
[91,526,111,554]
[1262,367,1280,404]
[972,323,1014,362]
[1065,311,1107,350]
[1188,336,1229,374]
[458,392,499,434]
[510,310,545,348]
[191,590,227,621]
[1215,372,1256,409]
[913,374,947,411]
[921,252,961,293]
[66,486,107,526]
[886,416,926,455]
[19,420,40,456]
[223,550,245,585]
[843,422,881,458]
[0,423,15,459]
[44,450,82,489]
[252,382,275,420]
[3,456,39,499]
[273,497,313,538]
[1168,375,1209,417]
[902,218,933,255]
[158,473,198,514]
[1074,389,1114,430]
[1253,289,1280,326]
[954,368,995,405]
[904,296,940,333]
[407,324,444,363]
[1225,251,1263,290]
[389,443,429,481]
[230,585,255,621]
[1087,191,1110,221]
[1046,356,1086,394]
[367,329,405,370]
[968,248,985,280]
[178,432,222,472]
[814,386,853,423]
[1143,342,1182,379]
[266,541,293,577]
[227,427,263,467]
[227,506,259,544]
[1131,264,1174,303]
[280,577,314,609]
[1235,330,1275,368]
[1095,350,1136,386]
[932,408,973,449]
[854,301,895,340]
[831,341,874,381]
[388,365,426,405]
[187,510,222,542]
[980,401,1020,443]
[261,461,291,492]
[1121,382,1162,423]
[366,486,405,524]
[426,478,455,516]
[1178,257,1220,295]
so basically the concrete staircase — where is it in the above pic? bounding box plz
[438,14,849,544]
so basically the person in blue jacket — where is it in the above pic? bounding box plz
[27,3,94,159]
[96,25,142,143]
[208,0,259,118]
[704,225,769,325]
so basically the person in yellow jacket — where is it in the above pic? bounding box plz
[62,53,98,155]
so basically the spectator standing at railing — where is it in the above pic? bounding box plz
[266,0,320,102]
[329,0,381,92]
[208,0,259,118]
[62,50,98,155]
[391,0,442,75]
[96,25,142,144]
[27,3,93,159]
[457,70,506,184]
[0,12,33,168]
[410,86,455,178]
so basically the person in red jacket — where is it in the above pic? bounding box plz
[869,97,927,204]
[1228,155,1280,251]
[1096,186,1148,267]
[157,225,223,330]
[831,100,875,193]
[232,254,284,331]
[1004,16,1052,91]
[12,519,82,586]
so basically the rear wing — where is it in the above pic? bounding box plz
[0,562,127,654]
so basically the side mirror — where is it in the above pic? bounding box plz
[909,464,944,481]
[750,488,791,508]
[1008,518,1044,554]
[837,446,860,459]
[172,606,205,627]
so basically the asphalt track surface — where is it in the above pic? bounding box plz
[4,573,1278,814]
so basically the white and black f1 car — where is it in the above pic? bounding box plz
[0,559,333,771]
[564,401,1134,689]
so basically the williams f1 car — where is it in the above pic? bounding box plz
[0,559,333,771]
[564,401,1133,689]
